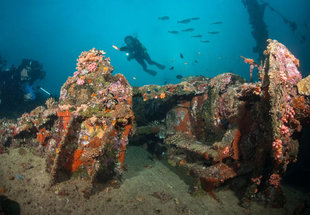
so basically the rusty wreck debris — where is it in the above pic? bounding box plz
[0,40,309,206]
[0,48,134,187]
[131,39,309,206]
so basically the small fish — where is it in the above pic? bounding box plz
[194,60,198,63]
[112,45,120,50]
[176,74,183,79]
[180,53,184,59]
[177,18,191,24]
[133,77,136,80]
[200,40,210,43]
[300,35,307,43]
[191,17,200,20]
[211,21,223,24]
[184,62,188,65]
[169,66,174,70]
[182,28,195,32]
[168,30,179,34]
[158,16,170,20]
[191,35,202,38]
[208,32,219,34]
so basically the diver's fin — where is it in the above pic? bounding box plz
[145,69,157,76]
[156,64,165,70]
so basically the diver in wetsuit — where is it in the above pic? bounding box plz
[119,36,165,76]
[0,59,45,106]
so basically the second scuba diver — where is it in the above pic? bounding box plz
[117,36,165,76]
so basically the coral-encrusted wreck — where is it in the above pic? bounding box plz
[131,39,309,206]
[0,48,134,186]
[49,48,134,185]
[0,40,309,206]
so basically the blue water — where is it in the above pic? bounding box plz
[0,0,309,96]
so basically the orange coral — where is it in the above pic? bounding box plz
[292,96,305,110]
[143,93,148,101]
[118,143,126,169]
[127,98,132,105]
[292,95,310,126]
[231,129,241,160]
[160,93,166,99]
[240,56,254,65]
[118,124,133,169]
[37,128,49,145]
[269,173,281,188]
[253,86,261,95]
[240,56,260,82]
[294,58,300,67]
[122,124,132,138]
[179,159,186,165]
[71,149,84,172]
[285,51,300,67]
[65,148,92,173]
[57,110,72,130]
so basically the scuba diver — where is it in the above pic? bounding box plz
[0,58,46,106]
[117,36,165,76]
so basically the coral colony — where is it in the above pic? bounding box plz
[0,40,309,206]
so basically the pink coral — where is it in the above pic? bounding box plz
[222,146,230,156]
[73,71,80,77]
[269,173,281,188]
[272,139,282,160]
[275,45,302,85]
[108,80,130,102]
[281,124,289,135]
[88,63,97,72]
[280,104,295,126]
[285,105,295,119]
[250,64,255,82]
[220,74,231,92]
[251,175,262,185]
[76,48,106,72]
[77,78,85,85]
[279,70,287,83]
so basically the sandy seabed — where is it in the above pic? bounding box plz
[0,145,309,215]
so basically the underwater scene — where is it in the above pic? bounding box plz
[0,0,309,214]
